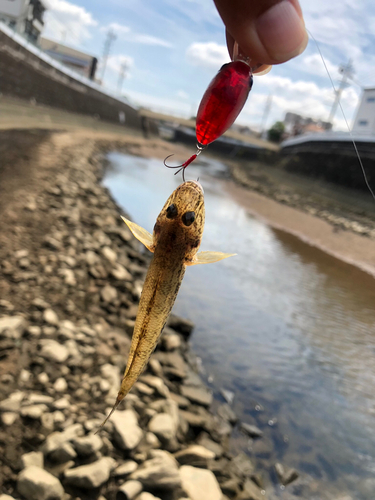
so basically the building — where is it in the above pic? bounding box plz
[284,112,332,137]
[352,88,375,135]
[0,0,46,43]
[40,37,98,80]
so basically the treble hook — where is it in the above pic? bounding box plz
[164,144,206,182]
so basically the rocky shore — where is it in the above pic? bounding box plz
[0,131,301,500]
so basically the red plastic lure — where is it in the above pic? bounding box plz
[164,58,253,179]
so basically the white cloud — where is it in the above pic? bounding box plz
[176,90,189,100]
[186,42,228,70]
[43,0,97,46]
[101,23,171,47]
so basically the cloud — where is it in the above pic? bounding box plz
[101,23,171,47]
[186,42,228,70]
[43,0,97,46]
[176,90,189,100]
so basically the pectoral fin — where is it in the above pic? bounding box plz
[121,216,155,252]
[187,251,236,266]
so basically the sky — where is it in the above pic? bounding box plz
[42,0,375,132]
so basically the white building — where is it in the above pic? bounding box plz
[352,87,375,135]
[0,0,46,43]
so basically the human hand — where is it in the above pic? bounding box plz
[214,0,308,74]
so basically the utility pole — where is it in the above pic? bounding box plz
[117,61,128,94]
[100,29,117,84]
[328,59,354,125]
[260,94,273,138]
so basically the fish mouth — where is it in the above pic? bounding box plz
[187,180,204,194]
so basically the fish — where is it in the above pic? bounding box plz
[98,180,234,428]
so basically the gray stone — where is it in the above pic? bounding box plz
[170,393,190,409]
[49,442,77,463]
[0,316,26,339]
[20,404,47,419]
[111,263,132,281]
[145,432,161,449]
[135,381,154,395]
[101,246,117,263]
[73,434,103,456]
[53,378,68,392]
[130,449,180,489]
[39,340,69,363]
[137,493,161,500]
[275,463,299,486]
[180,385,213,407]
[64,456,116,488]
[237,479,264,500]
[43,308,59,326]
[174,445,216,467]
[28,394,54,405]
[46,460,75,478]
[196,434,224,459]
[112,410,143,451]
[230,453,255,478]
[1,412,18,426]
[217,404,237,424]
[167,315,194,337]
[148,413,176,442]
[240,423,263,438]
[0,495,17,500]
[163,332,181,351]
[179,465,222,500]
[43,423,84,454]
[101,285,118,303]
[139,375,169,398]
[17,466,64,500]
[28,325,42,337]
[113,460,138,477]
[0,391,24,412]
[20,451,44,470]
[220,389,234,405]
[116,480,143,500]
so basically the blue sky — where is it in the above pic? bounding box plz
[42,0,375,131]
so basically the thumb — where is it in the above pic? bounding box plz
[215,0,308,66]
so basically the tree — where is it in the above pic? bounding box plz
[267,121,285,143]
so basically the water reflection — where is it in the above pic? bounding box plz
[104,152,375,498]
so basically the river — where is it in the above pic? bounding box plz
[103,151,375,499]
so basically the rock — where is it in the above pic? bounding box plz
[46,460,75,478]
[220,478,240,497]
[116,480,143,500]
[73,434,103,456]
[148,413,176,442]
[27,325,42,337]
[111,410,143,451]
[0,391,24,412]
[17,466,64,500]
[111,263,132,281]
[28,394,54,405]
[179,410,208,429]
[220,389,234,405]
[135,381,154,396]
[101,285,118,303]
[145,432,161,449]
[149,358,163,377]
[53,378,68,392]
[196,434,224,459]
[20,404,47,419]
[20,451,44,470]
[240,423,263,438]
[139,375,169,398]
[53,397,70,410]
[229,453,255,478]
[163,331,181,351]
[167,315,194,338]
[170,393,190,409]
[43,423,83,455]
[39,340,68,363]
[130,450,181,489]
[180,385,213,407]
[113,460,138,477]
[237,479,264,500]
[37,372,49,385]
[275,463,299,486]
[64,456,116,488]
[179,465,222,500]
[49,443,77,463]
[217,404,237,424]
[0,495,16,500]
[1,412,18,426]
[174,445,216,467]
[101,246,117,263]
[137,493,161,500]
[43,308,59,326]
[0,316,26,339]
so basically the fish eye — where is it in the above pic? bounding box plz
[166,204,178,219]
[182,211,195,226]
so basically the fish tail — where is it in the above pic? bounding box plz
[94,394,123,434]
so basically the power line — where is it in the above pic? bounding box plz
[100,29,117,84]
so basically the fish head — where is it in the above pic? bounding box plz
[153,180,205,260]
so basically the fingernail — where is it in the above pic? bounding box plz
[256,1,308,62]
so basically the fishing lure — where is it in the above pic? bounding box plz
[165,45,271,180]
[98,180,234,428]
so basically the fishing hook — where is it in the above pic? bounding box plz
[164,144,206,182]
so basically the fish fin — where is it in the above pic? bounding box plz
[121,216,155,252]
[187,251,236,265]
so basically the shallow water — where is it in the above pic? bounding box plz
[104,152,375,499]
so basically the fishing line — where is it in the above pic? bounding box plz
[307,28,375,201]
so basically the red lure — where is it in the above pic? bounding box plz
[164,59,253,179]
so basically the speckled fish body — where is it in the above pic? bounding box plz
[99,180,234,428]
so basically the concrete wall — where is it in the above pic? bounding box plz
[352,88,375,135]
[0,27,141,129]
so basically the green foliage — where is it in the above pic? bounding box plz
[267,121,285,143]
